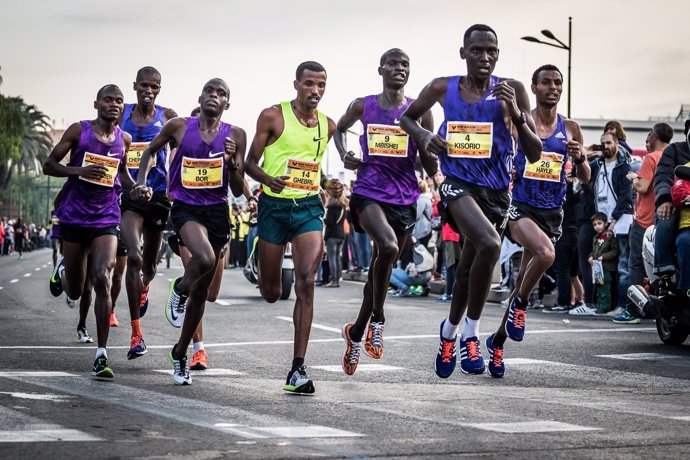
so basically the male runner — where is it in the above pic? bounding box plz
[44,84,133,378]
[486,64,590,377]
[400,24,542,377]
[131,78,245,385]
[245,61,343,393]
[119,66,177,360]
[334,48,437,375]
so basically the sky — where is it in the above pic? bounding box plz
[1,0,689,175]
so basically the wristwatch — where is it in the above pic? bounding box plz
[513,112,526,126]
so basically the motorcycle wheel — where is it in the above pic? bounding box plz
[280,268,293,300]
[656,316,689,345]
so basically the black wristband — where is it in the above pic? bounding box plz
[574,156,586,165]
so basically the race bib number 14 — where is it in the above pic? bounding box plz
[285,158,319,192]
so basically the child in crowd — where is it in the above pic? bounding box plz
[588,212,619,313]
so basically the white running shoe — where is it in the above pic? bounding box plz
[568,304,597,316]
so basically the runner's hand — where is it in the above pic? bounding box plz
[130,185,153,201]
[491,81,520,119]
[326,178,343,198]
[657,202,675,220]
[79,164,108,180]
[563,140,583,161]
[266,175,289,194]
[224,137,236,155]
[342,151,362,171]
[422,132,447,156]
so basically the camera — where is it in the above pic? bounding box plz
[592,144,605,152]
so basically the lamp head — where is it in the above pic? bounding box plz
[541,29,556,39]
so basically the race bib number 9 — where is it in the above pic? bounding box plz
[79,152,120,188]
[285,158,319,192]
[181,156,223,189]
[446,121,493,158]
[524,152,564,183]
[367,124,409,157]
[126,142,149,170]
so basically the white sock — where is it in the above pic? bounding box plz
[442,318,460,340]
[95,347,107,359]
[461,317,480,339]
[59,265,65,279]
[193,341,204,352]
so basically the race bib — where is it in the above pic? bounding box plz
[446,121,493,158]
[523,152,564,183]
[126,142,149,170]
[284,158,319,192]
[79,152,120,187]
[181,155,223,189]
[367,124,409,157]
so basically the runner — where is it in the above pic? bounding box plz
[334,48,437,375]
[400,24,542,378]
[119,66,177,360]
[487,64,590,377]
[245,61,343,393]
[44,84,133,378]
[131,78,245,385]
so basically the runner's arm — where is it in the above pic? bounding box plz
[501,80,542,164]
[567,120,590,184]
[400,78,448,156]
[134,117,185,188]
[418,110,438,178]
[335,98,364,170]
[227,126,247,198]
[43,122,99,178]
[245,106,289,194]
[118,132,135,190]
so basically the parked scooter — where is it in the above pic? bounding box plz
[243,236,294,300]
[627,165,690,345]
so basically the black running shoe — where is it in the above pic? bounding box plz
[50,257,64,297]
[91,355,113,379]
[283,365,315,394]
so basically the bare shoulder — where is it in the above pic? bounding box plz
[163,107,178,121]
[502,77,526,91]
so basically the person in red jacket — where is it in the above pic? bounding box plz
[671,171,690,298]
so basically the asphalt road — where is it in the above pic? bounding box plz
[1,249,690,459]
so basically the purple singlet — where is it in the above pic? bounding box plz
[56,121,125,227]
[168,117,232,206]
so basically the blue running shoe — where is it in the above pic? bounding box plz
[612,310,641,324]
[505,296,528,342]
[434,320,457,379]
[486,333,505,378]
[459,336,486,374]
[127,335,148,360]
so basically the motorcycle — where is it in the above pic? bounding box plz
[627,165,690,345]
[243,236,294,300]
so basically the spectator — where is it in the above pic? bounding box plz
[245,196,259,258]
[389,236,434,297]
[412,180,434,248]
[671,169,690,301]
[0,217,5,256]
[604,120,633,161]
[586,212,619,314]
[323,194,347,287]
[14,218,25,259]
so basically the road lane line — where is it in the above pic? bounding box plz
[461,421,599,433]
[215,300,230,306]
[596,353,677,361]
[0,429,101,443]
[10,279,18,283]
[312,364,404,372]
[276,316,341,333]
[23,273,31,277]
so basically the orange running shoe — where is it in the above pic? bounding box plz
[364,321,384,359]
[341,323,361,375]
[109,312,120,327]
[190,349,208,370]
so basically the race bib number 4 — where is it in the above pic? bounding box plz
[446,121,493,158]
[524,152,564,183]
[285,158,319,192]
[79,152,120,187]
[181,156,223,189]
[367,124,409,157]
[126,142,149,170]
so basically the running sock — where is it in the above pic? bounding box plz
[442,318,461,340]
[371,311,385,324]
[291,357,304,372]
[95,348,107,359]
[193,341,204,352]
[461,317,480,339]
[130,319,142,338]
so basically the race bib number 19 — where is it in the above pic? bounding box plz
[79,152,120,188]
[181,156,223,189]
[524,152,564,183]
[367,124,409,157]
[285,158,319,192]
[446,121,493,158]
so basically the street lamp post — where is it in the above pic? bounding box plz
[521,16,572,118]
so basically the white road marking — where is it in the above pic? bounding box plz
[239,426,364,438]
[215,299,230,306]
[504,358,567,366]
[0,391,71,401]
[276,316,340,333]
[34,268,41,271]
[23,273,31,277]
[153,369,245,376]
[0,371,76,378]
[10,279,18,283]
[312,364,403,372]
[596,353,676,361]
[462,421,599,433]
[0,429,101,443]
[670,416,690,421]
[0,287,3,290]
